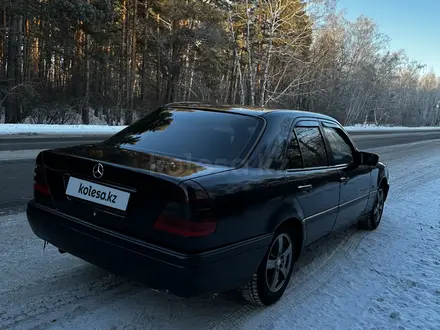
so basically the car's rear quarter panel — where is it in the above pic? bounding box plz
[194,169,286,245]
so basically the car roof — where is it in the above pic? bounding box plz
[164,102,337,122]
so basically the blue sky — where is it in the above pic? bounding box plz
[336,0,440,74]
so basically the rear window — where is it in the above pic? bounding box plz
[104,108,264,166]
[295,127,328,167]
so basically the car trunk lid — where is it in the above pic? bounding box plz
[37,144,230,243]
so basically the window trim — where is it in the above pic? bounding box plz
[280,117,303,171]
[283,128,304,170]
[321,120,358,150]
[282,116,359,172]
[293,122,330,169]
[321,122,356,166]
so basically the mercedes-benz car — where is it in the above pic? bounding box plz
[26,102,390,306]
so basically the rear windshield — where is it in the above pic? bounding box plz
[104,107,264,166]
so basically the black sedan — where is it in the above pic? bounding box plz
[27,102,390,306]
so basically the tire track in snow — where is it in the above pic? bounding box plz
[0,265,139,329]
[208,229,369,330]
[0,219,148,330]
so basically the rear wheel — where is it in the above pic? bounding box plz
[359,184,386,230]
[239,227,296,306]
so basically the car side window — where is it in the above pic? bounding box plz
[322,126,353,165]
[294,127,328,168]
[285,131,303,169]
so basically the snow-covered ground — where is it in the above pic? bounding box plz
[1,123,440,135]
[1,141,440,330]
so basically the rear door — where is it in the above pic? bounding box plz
[320,121,371,232]
[283,120,340,245]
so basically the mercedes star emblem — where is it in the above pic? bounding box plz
[92,163,104,179]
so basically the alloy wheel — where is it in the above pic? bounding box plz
[265,233,293,293]
[373,188,385,225]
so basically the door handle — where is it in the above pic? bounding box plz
[298,184,313,190]
[340,176,349,183]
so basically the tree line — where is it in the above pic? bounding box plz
[1,0,439,127]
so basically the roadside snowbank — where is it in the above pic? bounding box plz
[1,123,440,135]
[345,124,440,132]
[0,124,127,135]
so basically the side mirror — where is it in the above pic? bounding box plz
[354,151,379,166]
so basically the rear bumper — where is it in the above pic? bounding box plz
[26,200,271,297]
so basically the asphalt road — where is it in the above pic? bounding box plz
[2,131,440,212]
[0,135,110,212]
[0,159,34,212]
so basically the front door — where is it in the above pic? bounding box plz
[320,123,371,232]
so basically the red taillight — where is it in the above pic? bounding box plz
[34,182,51,195]
[153,181,216,237]
[34,164,51,196]
[153,214,216,237]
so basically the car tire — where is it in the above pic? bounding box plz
[359,183,386,230]
[239,226,297,306]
